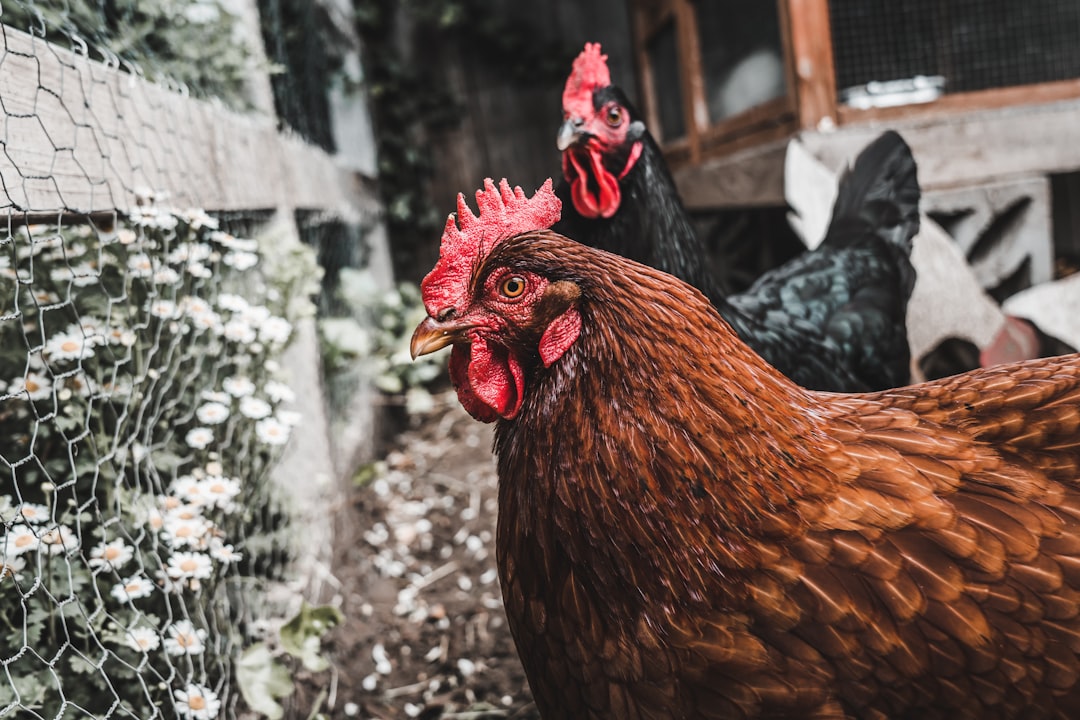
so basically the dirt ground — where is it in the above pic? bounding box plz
[308,391,539,719]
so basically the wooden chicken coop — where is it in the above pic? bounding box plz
[630,0,1080,299]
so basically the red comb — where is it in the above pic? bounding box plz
[420,178,562,315]
[563,42,611,118]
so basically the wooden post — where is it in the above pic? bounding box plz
[676,0,706,163]
[781,0,838,131]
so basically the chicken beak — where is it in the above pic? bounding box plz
[557,118,586,152]
[410,315,472,359]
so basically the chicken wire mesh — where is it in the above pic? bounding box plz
[830,0,1080,98]
[0,2,327,719]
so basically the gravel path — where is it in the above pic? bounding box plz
[314,392,538,719]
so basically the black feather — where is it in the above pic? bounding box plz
[553,89,920,393]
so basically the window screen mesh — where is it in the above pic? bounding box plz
[830,0,1080,97]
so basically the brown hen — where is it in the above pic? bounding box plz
[411,179,1080,719]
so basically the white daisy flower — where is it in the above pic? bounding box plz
[216,293,250,313]
[30,289,61,305]
[198,476,241,510]
[222,376,256,398]
[45,332,95,362]
[89,538,134,572]
[71,324,107,350]
[222,320,256,344]
[106,326,138,347]
[186,262,213,279]
[223,251,258,271]
[0,554,25,581]
[163,517,212,549]
[66,372,97,397]
[153,267,181,285]
[51,262,99,287]
[200,390,231,404]
[168,243,209,264]
[263,381,296,404]
[171,476,203,503]
[255,417,291,446]
[4,525,39,556]
[210,231,257,251]
[114,228,138,245]
[238,304,271,327]
[111,575,156,602]
[239,396,271,420]
[14,503,49,525]
[182,209,219,231]
[196,402,230,425]
[189,310,223,334]
[163,502,204,523]
[209,541,242,564]
[173,683,220,719]
[122,626,161,653]
[258,316,292,345]
[181,297,212,317]
[39,525,79,556]
[149,299,181,319]
[10,371,53,401]
[164,620,207,656]
[22,230,61,256]
[145,507,166,533]
[185,427,214,450]
[130,207,178,231]
[166,551,213,580]
[127,253,155,278]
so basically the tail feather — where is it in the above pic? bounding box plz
[823,130,920,256]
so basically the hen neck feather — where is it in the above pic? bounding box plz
[492,245,842,596]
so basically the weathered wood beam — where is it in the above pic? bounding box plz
[800,97,1080,192]
[671,138,788,209]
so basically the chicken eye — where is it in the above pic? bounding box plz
[605,105,623,127]
[500,276,526,298]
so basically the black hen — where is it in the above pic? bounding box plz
[554,43,919,392]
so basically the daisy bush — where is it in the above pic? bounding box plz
[0,200,309,718]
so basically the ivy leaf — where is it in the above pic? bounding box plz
[236,643,294,720]
[279,603,343,672]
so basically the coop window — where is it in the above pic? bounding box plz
[830,0,1080,105]
[694,0,787,124]
[648,20,687,142]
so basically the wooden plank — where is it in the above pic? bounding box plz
[782,0,838,130]
[670,137,788,209]
[675,0,705,162]
[800,96,1080,192]
[0,24,362,215]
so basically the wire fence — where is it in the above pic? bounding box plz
[0,1,364,718]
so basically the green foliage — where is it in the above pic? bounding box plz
[279,602,343,671]
[237,643,295,720]
[319,267,446,414]
[236,603,342,720]
[1,0,255,108]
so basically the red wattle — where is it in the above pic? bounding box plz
[567,148,621,219]
[448,339,525,422]
[449,345,499,422]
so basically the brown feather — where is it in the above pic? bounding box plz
[430,231,1080,718]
